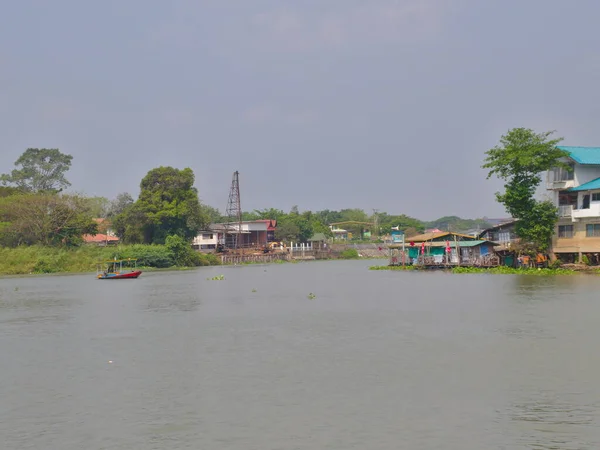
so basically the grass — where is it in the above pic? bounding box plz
[0,244,220,276]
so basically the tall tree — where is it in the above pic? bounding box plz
[0,148,73,193]
[107,192,134,218]
[114,167,207,244]
[0,193,97,247]
[85,196,110,218]
[483,128,568,251]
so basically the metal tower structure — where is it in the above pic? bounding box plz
[225,171,242,249]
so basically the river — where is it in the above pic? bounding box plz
[1,260,600,449]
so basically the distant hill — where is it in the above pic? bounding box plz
[424,216,497,233]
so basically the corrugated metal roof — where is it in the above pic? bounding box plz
[389,240,494,249]
[569,176,600,192]
[558,146,600,165]
[405,231,477,242]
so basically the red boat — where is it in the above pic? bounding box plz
[97,258,142,279]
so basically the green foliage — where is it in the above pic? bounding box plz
[208,274,225,280]
[165,234,203,267]
[340,248,360,259]
[582,254,591,266]
[107,192,134,218]
[275,220,301,242]
[0,193,97,247]
[483,128,568,251]
[378,213,424,234]
[451,266,577,275]
[114,167,208,244]
[369,265,416,270]
[0,186,22,198]
[201,204,225,223]
[0,148,73,193]
[515,201,558,252]
[115,244,175,268]
[0,243,220,275]
[85,196,110,218]
[548,258,563,269]
[424,216,491,233]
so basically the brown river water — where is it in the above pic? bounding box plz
[1,260,600,449]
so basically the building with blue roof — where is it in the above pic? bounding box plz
[548,146,600,263]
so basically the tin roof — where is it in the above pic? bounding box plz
[389,240,494,249]
[405,231,476,242]
[558,146,600,165]
[569,176,600,192]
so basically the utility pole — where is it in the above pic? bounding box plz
[372,208,379,237]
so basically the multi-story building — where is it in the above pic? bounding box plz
[547,146,600,262]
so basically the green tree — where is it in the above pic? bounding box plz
[0,193,97,247]
[114,167,208,244]
[107,192,134,218]
[378,213,424,235]
[425,216,491,233]
[111,203,147,244]
[85,196,110,218]
[483,128,568,251]
[200,204,224,223]
[275,220,301,242]
[0,148,73,193]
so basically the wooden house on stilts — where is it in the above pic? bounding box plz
[388,231,499,268]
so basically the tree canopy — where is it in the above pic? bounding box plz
[0,193,97,247]
[0,148,73,193]
[113,166,208,244]
[483,128,568,251]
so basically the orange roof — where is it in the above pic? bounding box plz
[83,234,119,243]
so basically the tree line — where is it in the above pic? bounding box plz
[4,135,563,251]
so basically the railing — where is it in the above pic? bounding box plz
[558,205,573,217]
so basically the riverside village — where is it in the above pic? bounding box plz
[80,146,600,270]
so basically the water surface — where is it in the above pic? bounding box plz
[1,261,600,449]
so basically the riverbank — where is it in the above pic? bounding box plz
[0,244,220,275]
[369,265,596,275]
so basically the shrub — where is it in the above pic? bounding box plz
[340,248,359,259]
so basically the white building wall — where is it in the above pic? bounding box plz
[574,165,600,186]
[193,232,218,247]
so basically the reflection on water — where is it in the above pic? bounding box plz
[2,263,600,449]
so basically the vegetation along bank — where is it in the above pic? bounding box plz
[0,241,220,276]
[368,265,590,275]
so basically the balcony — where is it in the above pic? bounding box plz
[558,205,573,217]
[572,203,600,220]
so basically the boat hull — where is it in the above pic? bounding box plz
[97,270,142,279]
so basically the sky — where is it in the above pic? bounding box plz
[1,0,600,221]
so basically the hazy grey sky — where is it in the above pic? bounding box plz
[1,0,599,220]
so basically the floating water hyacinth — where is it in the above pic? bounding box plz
[207,275,225,281]
[307,293,316,300]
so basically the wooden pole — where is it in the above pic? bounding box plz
[454,233,460,267]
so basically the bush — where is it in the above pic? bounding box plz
[548,258,563,269]
[32,257,59,273]
[340,248,359,259]
[113,244,175,268]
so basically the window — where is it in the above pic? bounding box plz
[202,233,214,240]
[498,231,511,242]
[553,163,574,181]
[586,224,600,237]
[558,225,574,238]
[592,193,600,202]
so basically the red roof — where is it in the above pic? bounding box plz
[255,219,277,230]
[83,234,119,243]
